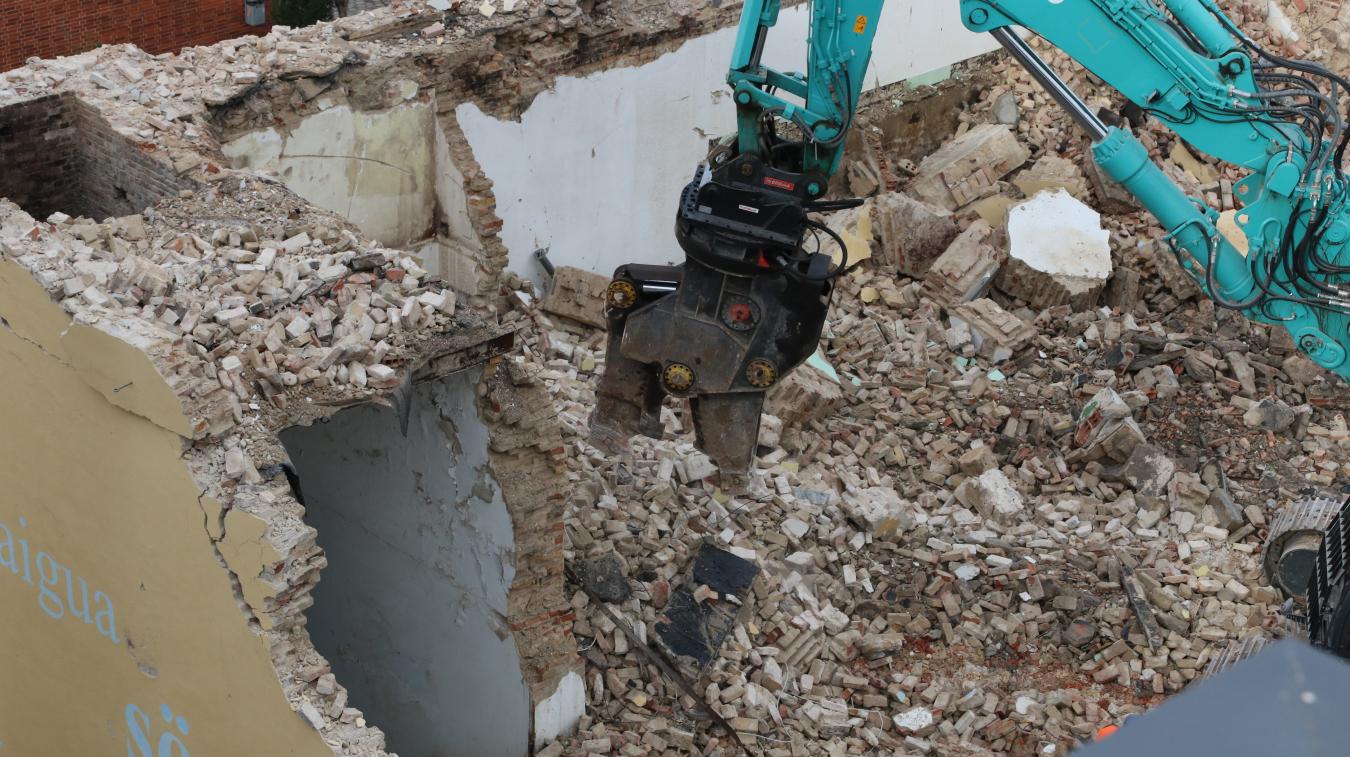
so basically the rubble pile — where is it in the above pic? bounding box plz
[0,0,1346,754]
[515,3,1348,754]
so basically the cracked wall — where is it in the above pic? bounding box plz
[280,369,531,757]
[0,1,1009,754]
[220,91,494,298]
[0,261,334,757]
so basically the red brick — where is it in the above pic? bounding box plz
[1,0,272,72]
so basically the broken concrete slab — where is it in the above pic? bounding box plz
[907,124,1030,211]
[922,220,1003,307]
[999,189,1112,311]
[949,298,1034,361]
[872,191,959,277]
[542,265,610,329]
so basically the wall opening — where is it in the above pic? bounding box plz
[0,94,193,222]
[280,369,531,757]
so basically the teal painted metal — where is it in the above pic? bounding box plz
[728,0,884,182]
[960,0,1350,379]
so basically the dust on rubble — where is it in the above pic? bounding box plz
[522,2,1347,755]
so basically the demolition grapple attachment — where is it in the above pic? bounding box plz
[589,160,848,482]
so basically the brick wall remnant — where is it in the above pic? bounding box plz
[0,94,194,222]
[0,0,269,73]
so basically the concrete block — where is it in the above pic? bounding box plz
[542,265,609,328]
[998,189,1111,311]
[908,124,1030,210]
[922,221,1003,306]
[873,191,959,277]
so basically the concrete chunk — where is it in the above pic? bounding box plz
[542,265,609,328]
[922,221,1003,306]
[998,189,1112,311]
[872,192,958,277]
[908,124,1030,210]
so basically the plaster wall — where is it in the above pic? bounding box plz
[0,261,331,757]
[456,1,1003,285]
[280,370,531,757]
[221,96,440,251]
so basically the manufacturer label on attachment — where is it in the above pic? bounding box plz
[763,176,796,191]
[854,15,868,34]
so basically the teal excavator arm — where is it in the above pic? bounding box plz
[589,0,887,480]
[727,0,884,186]
[591,0,1350,482]
[962,0,1350,378]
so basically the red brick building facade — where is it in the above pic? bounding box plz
[2,1,271,73]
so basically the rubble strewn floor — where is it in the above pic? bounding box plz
[1,0,1348,755]
[521,4,1349,755]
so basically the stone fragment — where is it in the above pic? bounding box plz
[992,92,1019,126]
[1064,619,1097,647]
[575,554,631,603]
[542,266,609,329]
[949,298,1034,361]
[908,124,1030,210]
[954,469,1024,523]
[1283,354,1326,387]
[1104,443,1177,498]
[872,192,958,276]
[766,353,844,426]
[999,189,1112,311]
[922,221,1003,306]
[1244,398,1296,432]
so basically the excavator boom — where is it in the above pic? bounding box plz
[591,0,1350,485]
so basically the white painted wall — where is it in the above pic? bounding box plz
[457,3,1002,286]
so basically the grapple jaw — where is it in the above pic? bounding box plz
[588,256,830,485]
